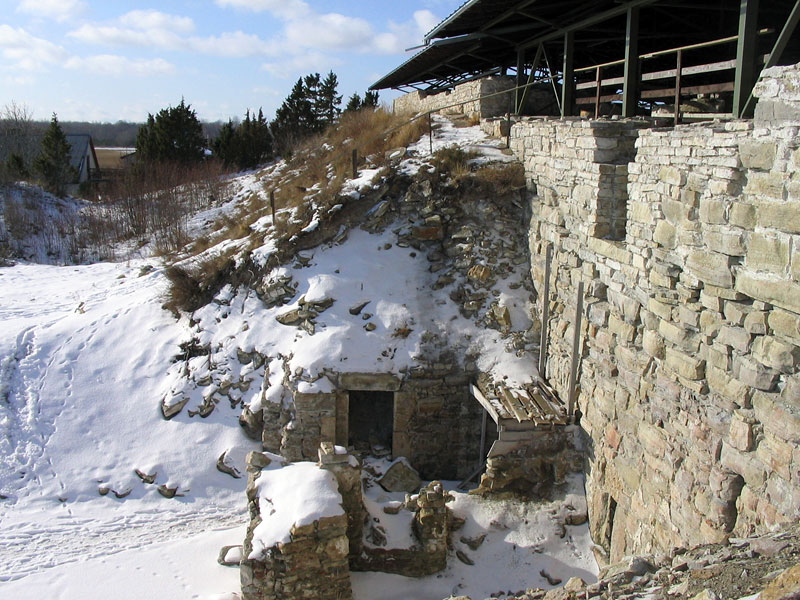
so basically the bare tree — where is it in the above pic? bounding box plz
[1,102,40,179]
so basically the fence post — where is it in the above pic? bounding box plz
[505,112,511,149]
[351,148,358,179]
[428,112,433,154]
[270,190,276,228]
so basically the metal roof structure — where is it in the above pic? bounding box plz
[371,0,800,119]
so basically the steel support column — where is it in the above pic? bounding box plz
[515,48,525,112]
[733,0,760,118]
[561,31,575,118]
[622,6,640,118]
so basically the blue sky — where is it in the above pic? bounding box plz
[1,0,464,123]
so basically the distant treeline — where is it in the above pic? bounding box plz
[27,120,226,148]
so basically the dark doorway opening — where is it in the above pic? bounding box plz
[348,390,394,453]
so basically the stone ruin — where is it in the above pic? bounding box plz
[240,443,454,600]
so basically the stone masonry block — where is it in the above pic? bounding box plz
[745,172,786,200]
[728,414,754,452]
[757,201,800,234]
[686,250,734,288]
[699,198,726,225]
[753,391,800,443]
[643,329,665,359]
[768,309,800,346]
[706,230,745,256]
[736,271,800,315]
[720,443,767,489]
[717,326,753,353]
[752,335,800,373]
[729,203,756,229]
[746,233,790,273]
[733,354,778,391]
[665,347,705,380]
[738,140,776,171]
[653,221,677,249]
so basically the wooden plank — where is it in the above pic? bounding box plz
[733,0,760,118]
[567,281,584,419]
[469,384,502,423]
[561,31,574,118]
[500,388,529,423]
[575,60,739,92]
[538,244,552,378]
[575,81,735,105]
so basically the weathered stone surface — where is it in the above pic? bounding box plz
[760,564,800,600]
[747,233,790,273]
[736,272,800,315]
[739,140,777,171]
[378,458,422,493]
[758,201,800,234]
[666,348,705,380]
[752,336,800,373]
[686,250,733,288]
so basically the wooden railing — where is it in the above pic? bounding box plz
[574,29,772,123]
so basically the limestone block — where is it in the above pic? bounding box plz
[705,230,745,256]
[727,414,754,451]
[653,220,677,249]
[757,201,800,234]
[699,198,726,225]
[733,354,778,391]
[745,172,786,200]
[717,326,753,353]
[768,308,800,345]
[650,269,675,289]
[746,233,790,273]
[699,290,724,312]
[665,347,705,380]
[719,442,767,489]
[755,434,793,481]
[700,310,723,337]
[686,250,733,288]
[609,314,635,343]
[729,203,756,229]
[708,364,750,406]
[706,344,731,370]
[752,335,800,373]
[659,166,686,186]
[736,271,800,315]
[659,320,700,352]
[743,310,768,335]
[739,140,777,171]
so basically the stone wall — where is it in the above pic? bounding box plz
[240,452,352,600]
[393,76,556,120]
[511,63,800,563]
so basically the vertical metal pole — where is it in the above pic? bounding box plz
[562,31,575,118]
[270,189,276,226]
[351,148,358,179]
[567,280,584,419]
[594,66,602,119]
[733,0,760,118]
[515,48,525,114]
[674,49,683,126]
[538,244,552,378]
[505,112,511,149]
[428,113,433,154]
[622,6,640,118]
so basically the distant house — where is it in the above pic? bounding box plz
[1,132,99,187]
[65,134,99,185]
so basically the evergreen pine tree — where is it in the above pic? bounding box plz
[135,99,205,164]
[344,93,362,113]
[33,113,76,197]
[363,91,380,108]
[318,71,342,126]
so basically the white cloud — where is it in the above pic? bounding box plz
[64,55,175,77]
[118,10,195,34]
[0,25,68,70]
[215,0,310,20]
[262,51,342,79]
[16,0,86,22]
[371,10,440,54]
[285,13,373,51]
[68,11,277,57]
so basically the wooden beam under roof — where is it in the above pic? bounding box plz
[733,0,760,118]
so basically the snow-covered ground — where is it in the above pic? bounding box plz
[0,118,597,599]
